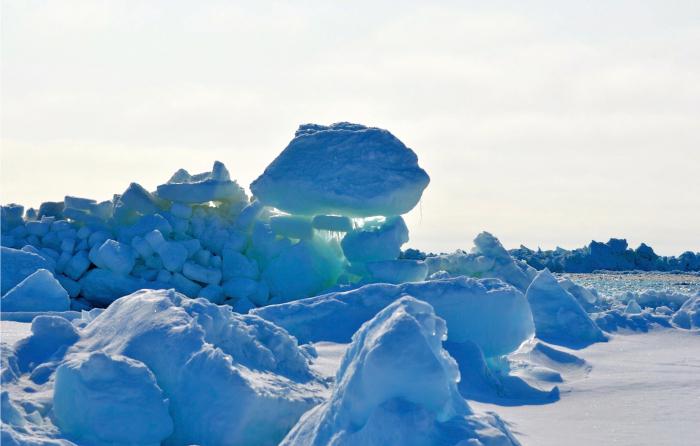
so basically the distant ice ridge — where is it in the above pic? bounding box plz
[1,123,431,312]
[2,289,326,446]
[509,238,700,272]
[281,297,520,446]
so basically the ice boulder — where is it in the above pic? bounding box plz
[525,270,606,348]
[671,294,700,330]
[281,297,519,446]
[53,352,173,445]
[65,289,326,446]
[341,216,409,264]
[93,239,136,275]
[156,161,248,204]
[1,269,70,312]
[255,277,534,358]
[1,247,55,294]
[251,123,430,217]
[79,268,166,306]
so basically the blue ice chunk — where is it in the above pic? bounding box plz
[1,247,54,294]
[64,250,91,280]
[118,182,162,215]
[235,200,263,231]
[311,215,353,232]
[1,204,24,232]
[222,249,259,280]
[270,215,313,240]
[95,240,136,275]
[170,202,192,219]
[158,241,188,272]
[156,161,248,204]
[171,272,202,296]
[341,216,408,263]
[78,269,161,306]
[64,196,96,211]
[26,220,51,237]
[56,274,81,298]
[262,238,343,303]
[366,259,428,284]
[182,261,221,285]
[118,214,173,243]
[38,201,64,219]
[198,284,225,304]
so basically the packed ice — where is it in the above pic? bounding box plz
[2,122,698,445]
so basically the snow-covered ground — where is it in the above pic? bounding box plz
[0,321,31,345]
[310,330,700,446]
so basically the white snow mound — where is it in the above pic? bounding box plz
[61,288,326,446]
[281,296,519,446]
[255,277,534,358]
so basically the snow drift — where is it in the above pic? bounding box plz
[281,296,520,446]
[254,276,534,359]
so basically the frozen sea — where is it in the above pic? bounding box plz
[560,272,700,297]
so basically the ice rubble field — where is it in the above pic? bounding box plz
[1,122,699,446]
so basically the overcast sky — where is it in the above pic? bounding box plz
[2,0,699,255]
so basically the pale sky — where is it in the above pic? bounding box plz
[2,0,699,255]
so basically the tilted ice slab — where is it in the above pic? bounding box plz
[0,289,327,446]
[526,270,607,349]
[254,276,534,359]
[1,247,55,295]
[1,269,70,312]
[250,123,430,217]
[281,296,520,446]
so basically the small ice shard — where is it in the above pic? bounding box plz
[251,123,430,217]
[624,299,642,314]
[1,269,70,312]
[156,161,248,203]
[280,296,519,446]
